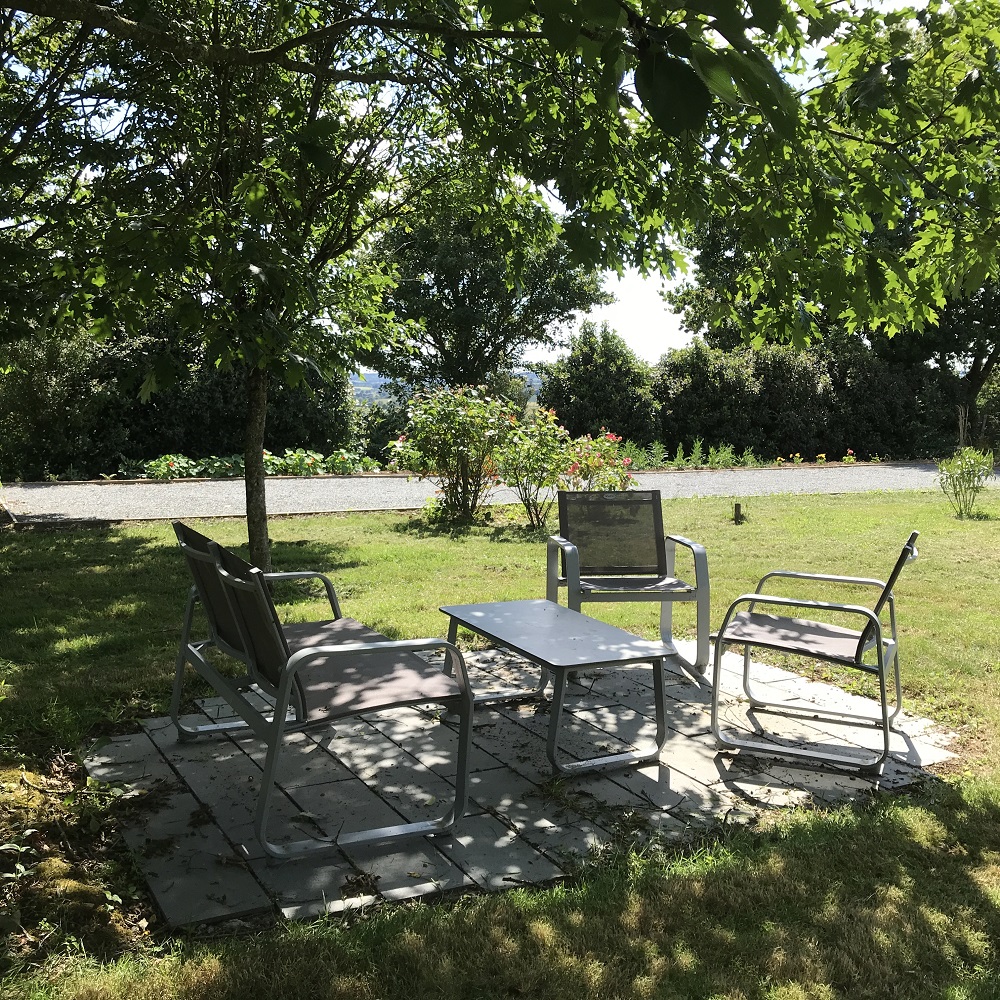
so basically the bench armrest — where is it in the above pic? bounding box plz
[263,570,341,618]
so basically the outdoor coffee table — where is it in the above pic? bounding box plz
[440,598,674,775]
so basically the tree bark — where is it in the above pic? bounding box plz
[245,365,271,571]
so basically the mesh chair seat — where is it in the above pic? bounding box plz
[283,618,464,721]
[578,576,696,595]
[717,611,879,673]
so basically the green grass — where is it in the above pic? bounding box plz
[3,490,1000,998]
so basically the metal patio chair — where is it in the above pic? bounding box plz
[171,521,473,859]
[710,531,919,772]
[546,490,710,673]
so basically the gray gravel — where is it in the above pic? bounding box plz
[0,462,965,523]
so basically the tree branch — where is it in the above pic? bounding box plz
[7,1,543,77]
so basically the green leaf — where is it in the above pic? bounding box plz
[723,49,799,135]
[748,0,783,35]
[541,14,581,51]
[690,44,742,108]
[487,0,531,25]
[635,51,713,136]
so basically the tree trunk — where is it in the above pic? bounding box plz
[245,365,271,571]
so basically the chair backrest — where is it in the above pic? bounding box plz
[173,521,247,658]
[210,541,290,693]
[859,530,919,651]
[558,490,666,576]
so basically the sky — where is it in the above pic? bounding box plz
[524,268,694,366]
[584,269,692,363]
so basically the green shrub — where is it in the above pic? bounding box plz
[388,387,511,523]
[561,431,635,491]
[495,408,571,529]
[938,447,995,518]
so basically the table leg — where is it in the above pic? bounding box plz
[443,615,551,704]
[546,658,669,775]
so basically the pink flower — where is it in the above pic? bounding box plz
[623,457,632,466]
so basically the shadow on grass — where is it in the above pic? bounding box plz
[24,785,1000,1000]
[390,514,549,544]
[0,524,360,753]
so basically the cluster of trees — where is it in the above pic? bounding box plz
[10,1,1000,564]
[537,327,965,461]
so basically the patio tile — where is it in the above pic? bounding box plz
[250,852,372,919]
[121,788,272,925]
[231,730,356,787]
[365,708,506,777]
[98,642,957,927]
[82,732,177,790]
[436,813,566,890]
[345,839,475,901]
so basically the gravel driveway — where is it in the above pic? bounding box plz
[0,462,961,523]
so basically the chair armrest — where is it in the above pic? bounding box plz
[755,570,886,594]
[284,638,473,700]
[263,570,341,618]
[721,593,884,645]
[547,535,580,601]
[665,535,708,589]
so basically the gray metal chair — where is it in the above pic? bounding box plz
[171,522,473,859]
[710,531,919,772]
[546,490,710,673]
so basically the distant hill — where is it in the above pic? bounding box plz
[349,370,542,401]
[349,370,391,401]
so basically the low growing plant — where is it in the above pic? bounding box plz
[144,454,203,480]
[938,446,995,518]
[707,443,736,469]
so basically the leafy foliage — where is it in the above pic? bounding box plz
[142,448,373,480]
[561,431,636,491]
[388,388,512,523]
[538,322,660,444]
[360,179,609,393]
[0,331,357,481]
[654,338,957,460]
[938,447,995,518]
[494,408,572,529]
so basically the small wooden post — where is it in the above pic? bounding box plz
[734,502,744,525]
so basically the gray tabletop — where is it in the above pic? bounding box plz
[441,598,674,669]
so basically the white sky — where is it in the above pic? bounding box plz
[524,268,693,366]
[584,269,692,363]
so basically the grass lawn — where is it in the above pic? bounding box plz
[3,489,1000,998]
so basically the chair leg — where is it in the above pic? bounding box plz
[712,638,892,773]
[658,600,677,653]
[693,588,710,673]
[254,693,473,861]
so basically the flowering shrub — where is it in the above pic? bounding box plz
[388,387,512,523]
[561,431,635,491]
[816,453,827,464]
[495,409,571,529]
[842,449,856,463]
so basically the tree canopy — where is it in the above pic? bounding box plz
[11,0,1000,562]
[360,179,609,392]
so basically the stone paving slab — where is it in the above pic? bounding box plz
[82,641,956,928]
